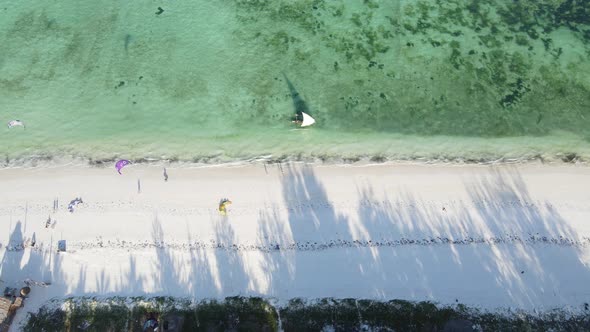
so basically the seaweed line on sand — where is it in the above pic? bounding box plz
[6,234,590,253]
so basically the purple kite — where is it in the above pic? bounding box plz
[115,159,131,174]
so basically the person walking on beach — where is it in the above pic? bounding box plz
[163,168,168,182]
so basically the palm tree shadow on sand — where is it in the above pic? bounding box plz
[254,162,589,309]
[354,166,590,309]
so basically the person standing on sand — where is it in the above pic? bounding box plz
[163,168,168,182]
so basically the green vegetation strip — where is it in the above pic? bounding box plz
[24,296,590,331]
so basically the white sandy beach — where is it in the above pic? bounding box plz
[1,162,590,329]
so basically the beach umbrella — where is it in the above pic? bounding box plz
[115,159,131,174]
[219,198,232,215]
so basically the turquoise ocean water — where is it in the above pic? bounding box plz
[0,0,589,165]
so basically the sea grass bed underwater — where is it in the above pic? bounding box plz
[0,0,589,164]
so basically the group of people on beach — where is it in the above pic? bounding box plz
[128,165,232,216]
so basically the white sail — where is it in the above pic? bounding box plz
[300,112,316,127]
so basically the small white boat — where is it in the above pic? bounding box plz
[7,120,25,129]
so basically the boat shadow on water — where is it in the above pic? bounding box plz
[282,73,316,127]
